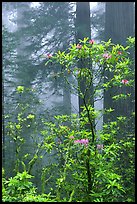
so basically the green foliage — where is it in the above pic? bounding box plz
[32,112,134,202]
[2,170,56,202]
[16,86,25,93]
[2,171,36,202]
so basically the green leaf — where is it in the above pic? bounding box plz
[16,86,24,93]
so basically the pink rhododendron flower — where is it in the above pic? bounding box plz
[74,138,89,146]
[89,39,95,44]
[121,79,129,84]
[97,144,104,150]
[69,136,74,139]
[80,139,89,145]
[76,44,82,49]
[74,139,80,144]
[47,54,52,58]
[118,51,122,55]
[103,53,112,59]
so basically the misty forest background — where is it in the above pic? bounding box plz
[2,2,135,202]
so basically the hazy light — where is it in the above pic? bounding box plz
[30,2,41,8]
[90,2,98,11]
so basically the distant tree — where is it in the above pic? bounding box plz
[2,16,22,166]
[103,3,135,200]
[105,2,134,45]
[14,2,75,115]
[2,1,75,188]
[90,2,105,41]
[104,2,135,124]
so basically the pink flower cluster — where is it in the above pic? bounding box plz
[96,144,104,150]
[76,44,82,49]
[118,51,122,55]
[42,53,52,58]
[89,39,94,44]
[47,54,52,58]
[69,136,75,139]
[103,53,112,59]
[74,139,89,146]
[121,79,129,84]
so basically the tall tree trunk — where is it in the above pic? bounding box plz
[75,2,93,114]
[104,2,134,124]
[103,3,135,195]
[75,3,95,199]
[16,2,32,87]
[14,2,32,173]
[105,2,134,45]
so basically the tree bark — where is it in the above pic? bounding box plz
[104,2,134,124]
[75,2,93,114]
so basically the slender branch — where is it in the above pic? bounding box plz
[83,96,95,143]
[28,140,44,174]
[86,153,92,198]
[82,95,96,198]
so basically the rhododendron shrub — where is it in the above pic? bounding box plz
[43,37,134,202]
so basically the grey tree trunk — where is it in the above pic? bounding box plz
[104,2,134,124]
[63,83,71,115]
[105,2,134,45]
[16,2,33,87]
[75,2,93,114]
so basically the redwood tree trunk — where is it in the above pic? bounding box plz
[104,2,134,124]
[75,2,93,114]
